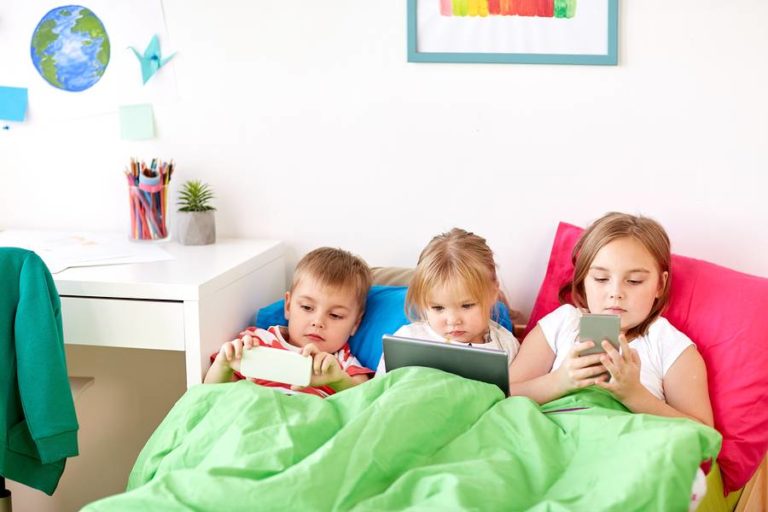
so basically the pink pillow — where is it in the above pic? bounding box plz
[526,222,768,493]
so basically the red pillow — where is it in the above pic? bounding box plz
[526,222,768,493]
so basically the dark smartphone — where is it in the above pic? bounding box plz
[578,314,620,356]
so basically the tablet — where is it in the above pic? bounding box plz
[382,335,509,396]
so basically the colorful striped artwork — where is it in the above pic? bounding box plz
[440,0,577,17]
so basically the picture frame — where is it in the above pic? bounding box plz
[407,0,619,65]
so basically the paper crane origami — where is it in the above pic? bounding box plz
[129,35,176,85]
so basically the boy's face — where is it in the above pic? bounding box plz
[284,275,363,353]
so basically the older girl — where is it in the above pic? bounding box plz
[509,212,713,426]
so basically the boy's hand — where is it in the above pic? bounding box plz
[295,343,349,389]
[204,333,257,384]
[215,333,257,373]
[554,340,610,392]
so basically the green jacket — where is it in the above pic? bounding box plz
[0,248,78,495]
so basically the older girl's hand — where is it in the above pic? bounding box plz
[553,340,610,393]
[595,334,645,402]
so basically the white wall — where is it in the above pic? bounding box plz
[2,0,767,317]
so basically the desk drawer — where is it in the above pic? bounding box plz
[61,297,185,351]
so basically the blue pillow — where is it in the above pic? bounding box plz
[253,285,513,370]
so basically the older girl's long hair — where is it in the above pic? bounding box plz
[559,212,671,339]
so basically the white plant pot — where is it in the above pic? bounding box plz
[176,211,216,245]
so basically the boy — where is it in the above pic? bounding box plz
[204,247,374,397]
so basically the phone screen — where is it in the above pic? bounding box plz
[239,346,312,386]
[578,314,620,356]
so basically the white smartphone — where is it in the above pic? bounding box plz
[239,346,312,387]
[578,314,620,356]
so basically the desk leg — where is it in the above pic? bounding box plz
[183,301,203,388]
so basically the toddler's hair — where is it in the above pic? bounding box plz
[406,228,504,321]
[291,247,372,312]
[559,212,671,338]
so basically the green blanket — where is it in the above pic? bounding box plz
[83,368,721,511]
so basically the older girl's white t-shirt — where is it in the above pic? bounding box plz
[538,304,693,401]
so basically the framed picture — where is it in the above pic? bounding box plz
[407,0,618,65]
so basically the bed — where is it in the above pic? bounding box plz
[83,222,768,511]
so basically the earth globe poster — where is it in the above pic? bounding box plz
[30,6,112,93]
[0,0,178,123]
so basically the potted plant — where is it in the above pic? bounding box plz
[175,180,216,245]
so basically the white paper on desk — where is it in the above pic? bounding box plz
[239,346,312,387]
[0,230,173,273]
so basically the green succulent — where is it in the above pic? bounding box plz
[177,180,216,212]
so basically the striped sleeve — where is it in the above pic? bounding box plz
[336,344,374,376]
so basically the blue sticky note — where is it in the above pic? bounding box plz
[0,86,29,122]
[119,104,155,140]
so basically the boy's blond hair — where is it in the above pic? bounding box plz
[560,212,671,339]
[291,247,372,312]
[406,228,505,321]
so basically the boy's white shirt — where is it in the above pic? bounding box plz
[376,320,520,375]
[538,304,693,402]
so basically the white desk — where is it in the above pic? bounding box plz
[54,238,285,388]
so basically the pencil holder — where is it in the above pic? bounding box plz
[124,159,173,241]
